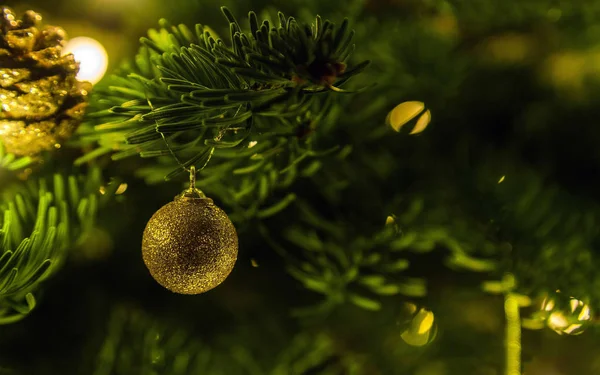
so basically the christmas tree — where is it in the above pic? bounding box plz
[1,0,599,374]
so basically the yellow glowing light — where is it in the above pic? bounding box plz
[99,182,128,195]
[400,307,437,347]
[115,183,128,195]
[563,324,583,335]
[63,37,108,85]
[498,175,505,183]
[542,297,555,312]
[410,109,431,135]
[386,101,432,134]
[417,310,435,334]
[547,312,569,330]
[578,304,592,321]
[570,298,581,312]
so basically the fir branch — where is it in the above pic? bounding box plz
[260,200,417,313]
[78,7,367,218]
[260,194,501,314]
[91,306,366,375]
[0,143,35,172]
[0,168,110,324]
[474,161,600,306]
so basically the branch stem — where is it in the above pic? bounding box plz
[504,292,522,375]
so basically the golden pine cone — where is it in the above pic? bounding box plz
[0,7,91,156]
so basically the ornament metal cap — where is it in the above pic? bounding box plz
[175,166,213,203]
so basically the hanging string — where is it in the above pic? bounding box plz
[159,131,190,172]
[188,165,196,190]
[145,91,248,182]
[145,93,225,179]
[144,92,193,173]
[177,164,206,199]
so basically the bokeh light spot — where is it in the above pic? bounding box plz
[63,37,108,85]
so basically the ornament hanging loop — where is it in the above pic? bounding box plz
[189,165,197,190]
[176,165,208,201]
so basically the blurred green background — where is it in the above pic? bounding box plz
[3,0,600,374]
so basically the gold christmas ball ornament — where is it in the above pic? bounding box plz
[0,7,91,157]
[142,170,238,294]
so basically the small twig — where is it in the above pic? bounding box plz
[504,293,522,375]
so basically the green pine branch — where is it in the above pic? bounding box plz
[91,306,366,375]
[470,159,600,307]
[258,182,502,314]
[77,7,368,218]
[0,168,111,324]
[260,200,420,313]
[274,156,600,313]
[0,143,35,172]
